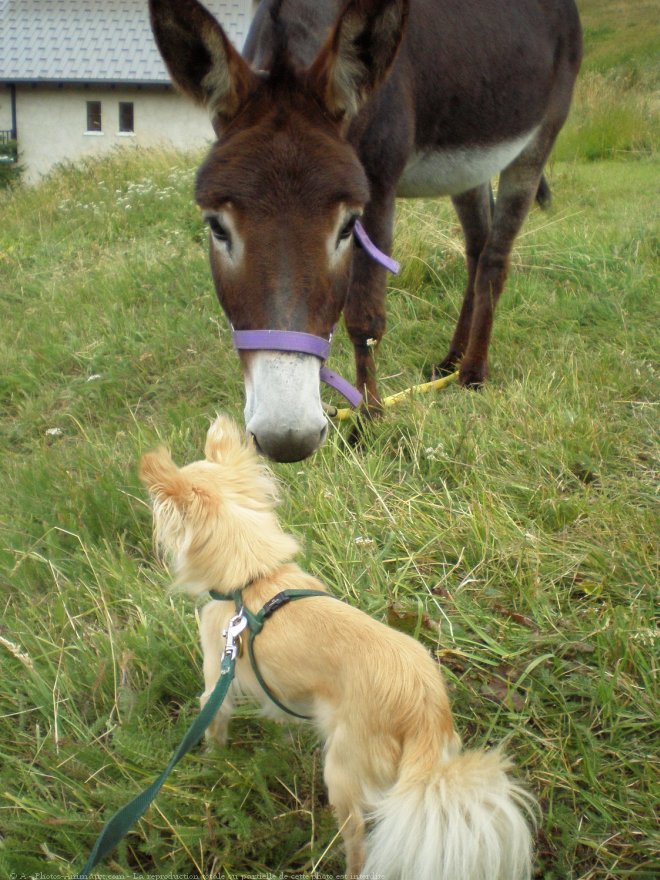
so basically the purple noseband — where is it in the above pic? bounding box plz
[233,329,364,408]
[233,329,331,360]
[232,222,399,409]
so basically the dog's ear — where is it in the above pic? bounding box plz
[139,448,193,506]
[205,414,248,463]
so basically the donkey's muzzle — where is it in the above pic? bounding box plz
[249,414,328,463]
[243,350,329,462]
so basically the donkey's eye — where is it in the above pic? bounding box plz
[207,216,232,249]
[337,214,359,247]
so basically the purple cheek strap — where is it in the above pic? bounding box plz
[354,220,401,274]
[232,224,399,410]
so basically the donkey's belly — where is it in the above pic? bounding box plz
[397,128,538,198]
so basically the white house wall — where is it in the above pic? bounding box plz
[16,85,216,182]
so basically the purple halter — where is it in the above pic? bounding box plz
[354,219,400,275]
[232,221,399,409]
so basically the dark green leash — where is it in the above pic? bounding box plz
[75,587,329,877]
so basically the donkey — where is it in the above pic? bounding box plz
[150,0,582,462]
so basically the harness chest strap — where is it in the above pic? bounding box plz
[210,587,333,720]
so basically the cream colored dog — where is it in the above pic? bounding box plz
[139,415,535,880]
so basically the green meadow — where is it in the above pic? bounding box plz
[0,1,657,878]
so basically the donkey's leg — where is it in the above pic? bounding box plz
[344,195,396,413]
[435,183,492,376]
[459,129,561,387]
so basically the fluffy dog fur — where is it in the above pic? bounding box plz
[139,415,535,880]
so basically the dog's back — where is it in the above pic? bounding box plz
[244,572,535,879]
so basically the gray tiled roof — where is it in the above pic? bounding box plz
[0,0,252,84]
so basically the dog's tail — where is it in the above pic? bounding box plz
[362,746,535,880]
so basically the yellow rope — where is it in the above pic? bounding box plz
[329,371,459,421]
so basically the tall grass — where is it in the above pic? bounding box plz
[554,70,659,161]
[1,146,657,880]
[1,3,658,878]
[554,0,660,162]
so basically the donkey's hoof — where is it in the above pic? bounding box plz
[431,355,461,380]
[458,361,487,388]
[348,422,365,448]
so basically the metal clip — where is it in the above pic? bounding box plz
[223,610,248,660]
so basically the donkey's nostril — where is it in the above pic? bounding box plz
[247,418,328,463]
[250,433,264,457]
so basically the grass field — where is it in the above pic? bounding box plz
[0,2,658,878]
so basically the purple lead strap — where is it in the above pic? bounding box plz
[319,366,363,408]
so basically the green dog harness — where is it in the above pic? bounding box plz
[209,586,330,720]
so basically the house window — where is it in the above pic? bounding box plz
[86,101,102,132]
[118,102,134,133]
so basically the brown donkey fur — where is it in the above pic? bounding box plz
[149,0,582,461]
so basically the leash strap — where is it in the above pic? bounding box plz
[75,651,237,879]
[77,589,331,874]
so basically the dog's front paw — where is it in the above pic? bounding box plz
[205,722,229,748]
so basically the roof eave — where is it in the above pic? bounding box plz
[0,78,173,87]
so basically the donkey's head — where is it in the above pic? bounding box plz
[149,0,407,461]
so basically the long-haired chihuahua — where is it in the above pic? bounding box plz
[139,415,535,880]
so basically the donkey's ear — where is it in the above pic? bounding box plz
[139,448,192,506]
[307,0,408,120]
[205,414,248,463]
[149,0,259,126]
